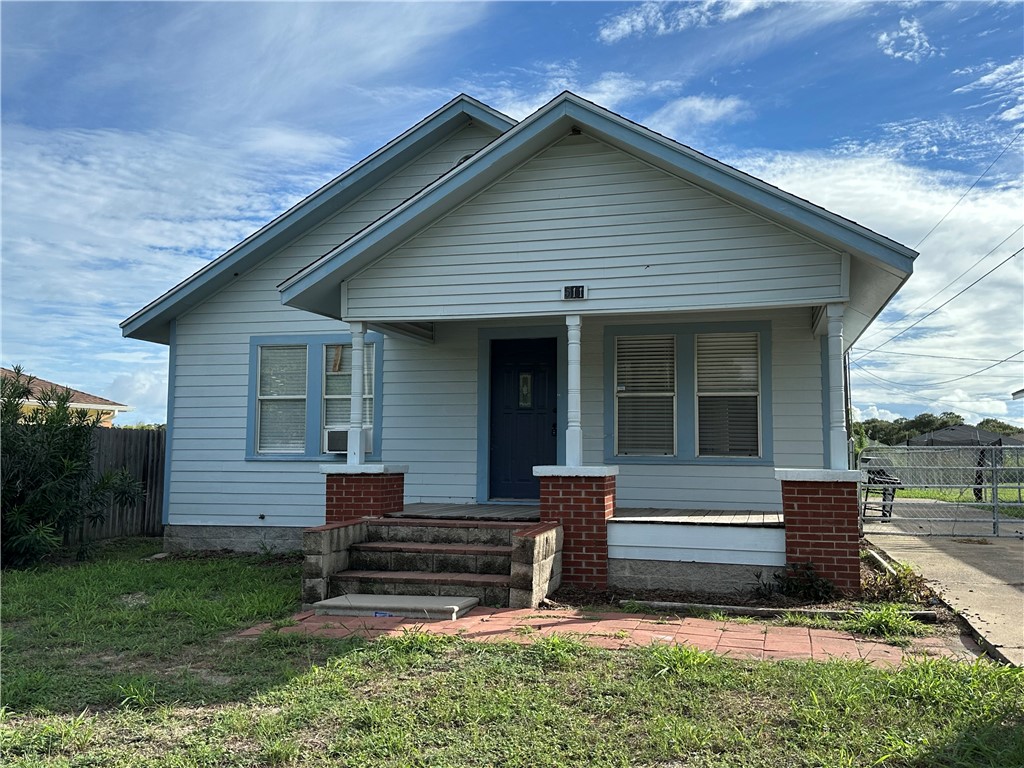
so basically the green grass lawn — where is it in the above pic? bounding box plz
[2,539,1023,767]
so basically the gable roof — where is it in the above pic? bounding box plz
[279,91,917,324]
[121,95,516,344]
[1,367,128,411]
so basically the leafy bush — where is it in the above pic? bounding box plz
[1,367,142,567]
[754,562,837,602]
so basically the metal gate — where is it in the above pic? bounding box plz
[859,445,1024,538]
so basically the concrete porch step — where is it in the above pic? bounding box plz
[363,517,532,546]
[314,593,479,621]
[348,541,513,575]
[330,569,511,607]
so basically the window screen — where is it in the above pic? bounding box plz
[696,333,759,457]
[615,335,676,455]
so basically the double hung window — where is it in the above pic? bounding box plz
[610,327,765,461]
[249,333,381,459]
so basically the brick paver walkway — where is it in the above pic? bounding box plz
[239,607,981,666]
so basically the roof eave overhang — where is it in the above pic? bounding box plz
[121,96,516,345]
[280,93,916,321]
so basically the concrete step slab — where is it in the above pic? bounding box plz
[314,593,479,621]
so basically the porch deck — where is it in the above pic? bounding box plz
[390,503,783,527]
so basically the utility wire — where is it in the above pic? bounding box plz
[914,126,1023,249]
[849,364,1001,420]
[856,350,1023,389]
[858,225,1023,344]
[853,247,1023,361]
[864,349,1018,364]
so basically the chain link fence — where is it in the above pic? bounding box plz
[858,445,1024,538]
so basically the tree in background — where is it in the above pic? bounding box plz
[1,367,142,567]
[855,411,1018,446]
[976,418,1020,436]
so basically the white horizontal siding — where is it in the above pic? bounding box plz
[167,125,499,527]
[608,523,786,566]
[347,135,845,320]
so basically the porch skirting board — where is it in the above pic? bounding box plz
[608,559,785,595]
[164,525,303,553]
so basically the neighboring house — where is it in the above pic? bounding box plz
[123,92,916,598]
[1,367,129,427]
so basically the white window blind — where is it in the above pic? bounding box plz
[257,345,307,453]
[615,335,676,455]
[324,343,375,429]
[696,333,760,457]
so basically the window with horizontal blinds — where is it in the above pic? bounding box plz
[257,345,307,453]
[615,335,676,455]
[696,332,760,457]
[323,343,375,431]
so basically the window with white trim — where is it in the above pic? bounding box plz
[614,335,676,456]
[696,332,760,457]
[256,345,307,454]
[249,334,382,459]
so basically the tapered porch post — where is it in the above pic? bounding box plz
[826,303,848,470]
[347,321,366,465]
[566,314,582,467]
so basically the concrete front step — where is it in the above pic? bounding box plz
[330,570,511,607]
[314,593,479,621]
[363,517,532,547]
[349,541,513,575]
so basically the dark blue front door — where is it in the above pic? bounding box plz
[489,338,557,499]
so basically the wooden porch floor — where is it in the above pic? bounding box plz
[390,503,783,527]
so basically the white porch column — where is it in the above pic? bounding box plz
[347,321,366,466]
[826,304,848,470]
[566,314,583,467]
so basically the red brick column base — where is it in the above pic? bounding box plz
[780,476,862,595]
[324,471,405,523]
[537,473,616,589]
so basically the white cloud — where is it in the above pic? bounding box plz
[953,56,1024,126]
[851,405,903,422]
[645,95,754,141]
[597,0,774,44]
[877,17,941,64]
[1,123,353,424]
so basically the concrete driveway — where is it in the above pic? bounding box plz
[868,534,1024,666]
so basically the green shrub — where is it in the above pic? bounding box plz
[1,366,142,567]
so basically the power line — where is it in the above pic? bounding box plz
[849,364,1003,420]
[863,349,1018,364]
[853,247,1023,361]
[858,225,1023,344]
[858,350,1023,389]
[914,126,1024,249]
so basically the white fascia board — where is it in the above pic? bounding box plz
[121,96,515,345]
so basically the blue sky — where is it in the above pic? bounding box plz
[2,1,1022,428]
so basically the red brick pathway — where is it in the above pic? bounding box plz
[239,607,981,666]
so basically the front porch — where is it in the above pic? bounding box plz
[390,502,784,527]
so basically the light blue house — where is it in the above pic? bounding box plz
[123,93,915,594]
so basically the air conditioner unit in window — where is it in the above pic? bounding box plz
[324,427,373,455]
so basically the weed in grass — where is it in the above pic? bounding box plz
[732,616,755,625]
[862,560,930,603]
[525,633,590,667]
[642,643,723,678]
[621,599,646,614]
[776,612,839,630]
[513,625,536,636]
[843,604,927,641]
[270,617,299,630]
[118,678,159,709]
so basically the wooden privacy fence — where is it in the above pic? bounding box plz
[66,428,166,544]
